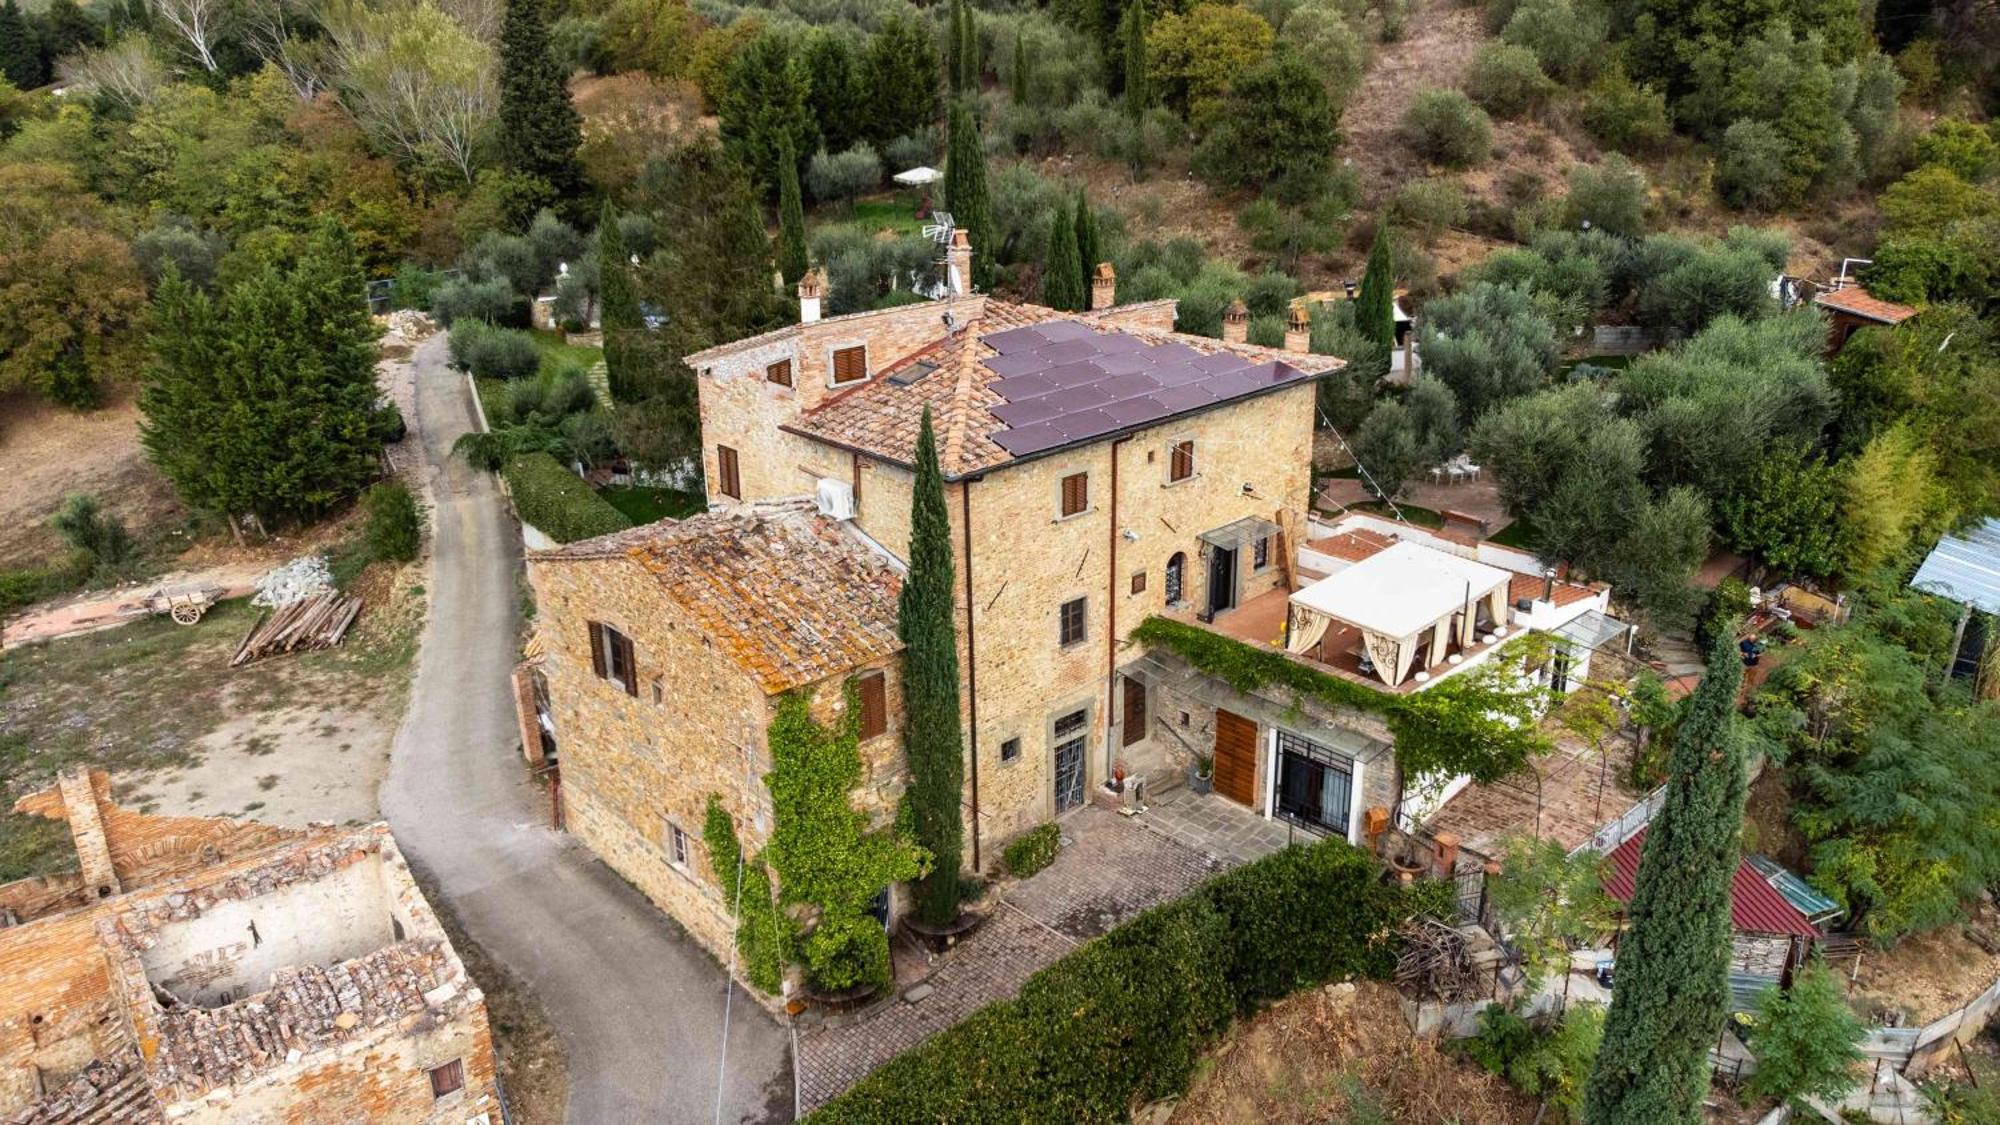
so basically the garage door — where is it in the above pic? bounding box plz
[1213,709,1258,807]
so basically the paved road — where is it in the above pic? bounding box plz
[381,334,793,1124]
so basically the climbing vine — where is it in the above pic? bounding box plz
[763,686,929,992]
[1130,616,1557,784]
[702,796,792,995]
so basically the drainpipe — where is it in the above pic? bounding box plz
[1106,435,1134,783]
[959,478,983,872]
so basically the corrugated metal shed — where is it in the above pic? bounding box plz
[1603,827,1819,938]
[1912,518,2000,616]
[1745,853,1843,926]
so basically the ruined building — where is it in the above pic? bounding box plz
[1,769,501,1124]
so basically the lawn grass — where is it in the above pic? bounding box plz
[599,485,705,525]
[1487,520,1540,551]
[847,195,929,237]
[530,330,603,379]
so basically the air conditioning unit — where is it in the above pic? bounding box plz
[816,478,856,521]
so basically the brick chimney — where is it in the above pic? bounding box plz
[947,229,973,297]
[798,267,826,325]
[1090,262,1117,311]
[1284,299,1312,352]
[1221,299,1249,344]
[58,768,120,898]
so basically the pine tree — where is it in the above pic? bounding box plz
[141,222,384,525]
[497,0,585,224]
[1072,186,1099,290]
[36,0,100,60]
[1121,0,1147,118]
[900,408,967,926]
[1044,198,1084,311]
[1356,225,1397,358]
[777,136,809,286]
[598,200,642,402]
[943,99,994,289]
[0,0,46,91]
[1010,28,1027,103]
[1583,634,1749,1125]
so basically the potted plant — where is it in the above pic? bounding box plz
[1188,754,1214,795]
[1109,758,1128,793]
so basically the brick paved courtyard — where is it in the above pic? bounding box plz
[793,805,1220,1112]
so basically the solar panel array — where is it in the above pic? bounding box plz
[980,321,1314,457]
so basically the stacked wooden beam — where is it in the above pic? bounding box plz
[230,593,363,667]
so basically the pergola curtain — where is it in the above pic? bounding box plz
[1286,603,1332,655]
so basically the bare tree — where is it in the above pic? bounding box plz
[57,36,170,106]
[147,0,226,71]
[330,1,493,183]
[239,0,334,99]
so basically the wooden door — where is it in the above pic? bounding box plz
[1121,675,1147,748]
[1213,709,1258,807]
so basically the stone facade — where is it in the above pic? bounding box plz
[0,772,501,1125]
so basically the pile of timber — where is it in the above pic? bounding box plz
[231,593,362,667]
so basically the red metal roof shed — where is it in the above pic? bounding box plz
[1602,826,1819,939]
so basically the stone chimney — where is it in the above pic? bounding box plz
[1284,299,1312,352]
[947,229,973,297]
[798,267,827,325]
[1221,299,1249,344]
[1090,262,1117,311]
[58,768,121,898]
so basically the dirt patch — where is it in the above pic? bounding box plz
[1336,0,1488,207]
[1740,768,1808,873]
[1167,980,1535,1123]
[1842,898,2000,1027]
[0,390,183,570]
[0,564,424,871]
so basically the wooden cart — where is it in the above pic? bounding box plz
[144,583,225,626]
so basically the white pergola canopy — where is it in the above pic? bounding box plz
[1287,541,1513,686]
[892,166,942,186]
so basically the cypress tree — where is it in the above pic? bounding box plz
[1044,198,1084,311]
[900,408,967,926]
[37,0,100,60]
[862,11,942,149]
[598,200,641,402]
[1121,0,1147,118]
[777,136,809,287]
[0,0,45,90]
[1356,226,1397,357]
[1009,28,1027,103]
[957,1,977,92]
[1072,186,1099,288]
[497,0,585,223]
[943,99,994,289]
[946,0,965,92]
[1583,634,1749,1125]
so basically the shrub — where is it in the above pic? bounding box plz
[1002,823,1061,877]
[1389,178,1469,242]
[49,494,132,572]
[1500,0,1604,84]
[1400,89,1491,168]
[449,320,542,380]
[1716,120,1795,211]
[806,143,883,206]
[1563,155,1648,238]
[391,264,447,311]
[430,277,524,327]
[0,551,94,612]
[1913,118,2000,182]
[814,837,1438,1122]
[1465,43,1556,118]
[502,453,633,543]
[1580,68,1670,154]
[361,481,422,563]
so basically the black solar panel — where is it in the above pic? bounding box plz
[981,322,1313,457]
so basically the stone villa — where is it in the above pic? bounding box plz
[526,234,1629,989]
[1,769,501,1125]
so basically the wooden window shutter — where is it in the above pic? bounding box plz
[1060,472,1088,517]
[588,622,607,679]
[856,671,887,739]
[766,359,793,387]
[717,446,740,499]
[833,346,867,384]
[1170,440,1195,482]
[614,632,638,697]
[429,1059,464,1099]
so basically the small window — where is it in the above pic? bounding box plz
[1059,597,1087,647]
[1130,570,1147,595]
[1164,552,1186,604]
[1059,472,1088,518]
[1000,737,1021,762]
[831,345,868,385]
[1253,535,1271,570]
[716,445,741,499]
[651,678,665,704]
[429,1059,465,1099]
[588,622,638,696]
[766,358,793,387]
[1169,440,1195,483]
[667,822,689,867]
[855,670,888,739]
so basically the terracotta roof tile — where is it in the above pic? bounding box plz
[785,300,1343,479]
[1508,572,1600,609]
[538,501,903,694]
[1813,284,1918,325]
[1307,528,1395,562]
